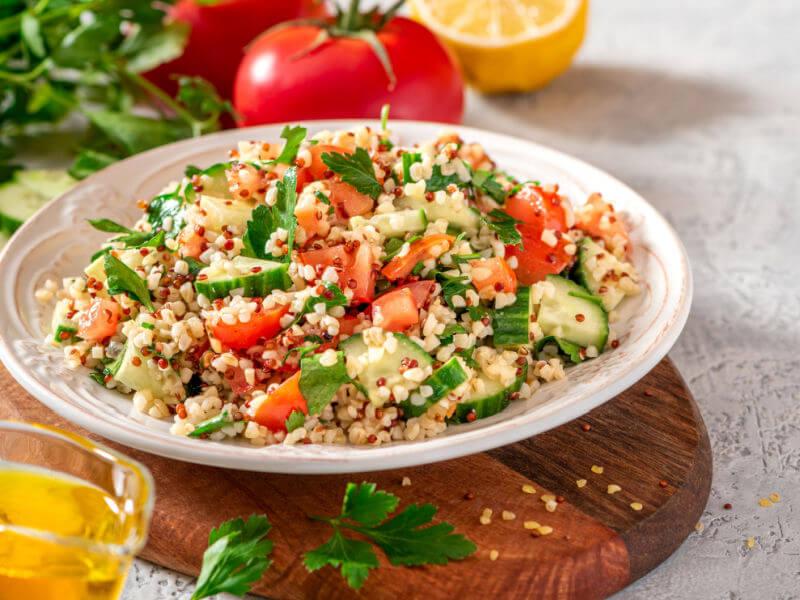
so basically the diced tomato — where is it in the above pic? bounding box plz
[506,226,572,285]
[307,144,351,179]
[78,299,119,341]
[469,257,518,300]
[208,304,289,350]
[299,243,377,304]
[226,366,255,395]
[338,314,360,336]
[272,162,315,191]
[575,193,631,256]
[252,372,307,432]
[177,226,206,259]
[295,197,330,240]
[505,183,569,233]
[328,180,374,218]
[393,280,436,309]
[381,234,454,281]
[371,287,419,332]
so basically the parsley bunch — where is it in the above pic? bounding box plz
[0,0,234,182]
[304,482,477,590]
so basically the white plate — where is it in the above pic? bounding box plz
[0,120,691,474]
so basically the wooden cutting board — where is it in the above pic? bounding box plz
[0,357,710,600]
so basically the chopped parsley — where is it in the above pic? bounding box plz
[146,184,185,239]
[241,168,298,261]
[322,147,383,199]
[482,209,523,247]
[187,412,229,438]
[298,350,350,415]
[284,409,306,433]
[103,253,154,311]
[472,169,507,204]
[274,125,307,165]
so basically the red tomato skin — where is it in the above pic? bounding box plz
[234,18,464,126]
[371,287,419,332]
[470,257,518,300]
[328,180,374,218]
[78,299,119,341]
[392,280,436,308]
[146,0,303,99]
[382,234,454,281]
[299,244,377,304]
[209,305,289,350]
[252,372,307,432]
[505,184,569,233]
[506,229,572,285]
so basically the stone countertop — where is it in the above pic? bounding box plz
[121,0,799,598]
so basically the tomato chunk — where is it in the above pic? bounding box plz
[295,195,331,240]
[393,280,436,309]
[328,180,374,218]
[381,234,454,281]
[338,314,360,337]
[505,183,569,233]
[299,243,377,304]
[575,193,631,256]
[308,144,351,180]
[209,304,289,350]
[252,372,307,432]
[371,287,419,332]
[469,257,518,300]
[177,226,206,259]
[78,299,119,341]
[506,227,572,285]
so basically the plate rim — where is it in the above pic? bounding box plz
[0,119,692,473]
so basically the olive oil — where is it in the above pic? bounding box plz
[0,465,131,600]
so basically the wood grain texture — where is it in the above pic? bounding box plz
[0,357,709,599]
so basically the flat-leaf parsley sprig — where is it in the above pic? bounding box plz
[303,482,477,590]
[191,514,273,600]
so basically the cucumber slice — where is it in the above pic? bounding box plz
[572,238,631,311]
[449,365,526,423]
[535,336,584,364]
[492,286,532,347]
[186,162,232,202]
[397,193,480,233]
[340,333,433,407]
[350,209,427,238]
[199,194,256,231]
[537,275,608,350]
[0,169,75,235]
[110,340,185,401]
[50,298,77,336]
[195,256,290,300]
[400,357,469,418]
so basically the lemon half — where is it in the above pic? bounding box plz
[410,0,588,94]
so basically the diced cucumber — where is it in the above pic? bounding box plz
[195,256,290,300]
[84,249,144,283]
[448,365,526,424]
[0,169,75,235]
[537,275,608,350]
[50,298,77,335]
[400,357,469,418]
[199,195,255,230]
[535,336,584,364]
[340,333,433,407]
[397,193,480,233]
[492,286,532,347]
[109,340,185,401]
[572,238,631,311]
[185,162,233,201]
[350,209,427,238]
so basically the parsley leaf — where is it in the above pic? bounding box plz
[285,409,306,433]
[147,185,185,238]
[299,350,350,415]
[103,253,154,311]
[322,148,382,199]
[292,282,348,325]
[473,170,507,204]
[274,125,307,165]
[425,164,464,192]
[188,411,229,438]
[184,257,207,278]
[438,273,471,311]
[88,218,132,234]
[191,514,273,600]
[402,152,421,183]
[88,218,168,249]
[303,483,476,590]
[242,168,298,261]
[281,343,321,366]
[482,209,523,247]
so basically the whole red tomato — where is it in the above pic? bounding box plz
[233,16,464,125]
[147,0,313,99]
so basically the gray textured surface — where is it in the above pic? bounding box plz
[121,0,799,598]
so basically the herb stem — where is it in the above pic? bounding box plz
[117,66,201,135]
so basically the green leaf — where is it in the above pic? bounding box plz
[86,111,192,156]
[341,482,399,528]
[242,168,298,261]
[322,147,382,199]
[20,13,45,57]
[188,411,229,438]
[473,170,507,204]
[184,257,206,278]
[123,21,189,73]
[303,528,378,590]
[402,152,421,184]
[425,164,465,193]
[299,350,350,415]
[535,336,584,364]
[482,209,523,247]
[192,514,273,600]
[176,76,236,126]
[281,343,321,367]
[356,503,477,567]
[103,253,154,311]
[88,218,132,234]
[284,409,306,433]
[274,125,307,165]
[438,273,471,311]
[292,282,348,326]
[55,19,121,68]
[68,149,119,179]
[146,185,185,238]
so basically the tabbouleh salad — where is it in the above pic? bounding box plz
[37,115,640,446]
